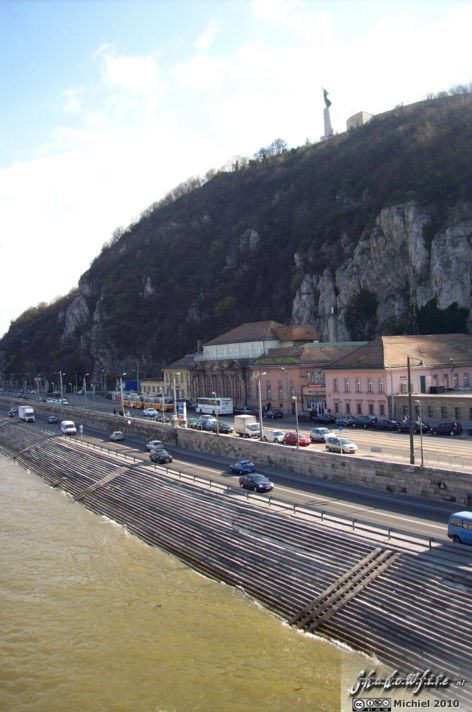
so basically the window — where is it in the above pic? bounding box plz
[453,373,459,388]
[344,378,350,392]
[441,406,447,418]
[357,402,362,415]
[315,371,324,384]
[335,402,339,414]
[266,383,272,400]
[379,403,385,416]
[278,382,283,401]
[367,378,373,392]
[428,406,434,418]
[455,407,461,420]
[400,383,407,394]
[346,402,351,414]
[402,405,408,417]
[378,378,384,392]
[368,403,374,415]
[433,374,438,384]
[333,378,338,392]
[307,371,314,384]
[464,373,470,387]
[355,378,361,392]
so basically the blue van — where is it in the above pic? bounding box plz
[447,511,472,545]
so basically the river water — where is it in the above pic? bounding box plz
[0,456,371,712]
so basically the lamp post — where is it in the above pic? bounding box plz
[57,371,65,402]
[120,372,127,416]
[83,373,90,400]
[173,372,181,420]
[292,394,300,450]
[212,391,219,435]
[407,356,424,466]
[415,399,424,468]
[256,371,267,440]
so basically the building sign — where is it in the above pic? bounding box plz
[303,385,325,395]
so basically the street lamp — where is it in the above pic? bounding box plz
[256,371,267,440]
[173,372,181,419]
[83,373,90,400]
[292,395,300,450]
[212,391,219,435]
[407,356,424,465]
[415,399,424,468]
[56,371,66,402]
[120,372,127,416]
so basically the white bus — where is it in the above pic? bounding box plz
[196,397,233,416]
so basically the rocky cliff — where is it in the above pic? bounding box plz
[2,92,472,380]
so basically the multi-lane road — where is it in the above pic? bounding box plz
[27,404,469,547]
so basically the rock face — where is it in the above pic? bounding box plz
[292,201,472,339]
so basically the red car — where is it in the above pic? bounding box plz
[283,432,311,447]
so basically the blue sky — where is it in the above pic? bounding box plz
[1,0,472,338]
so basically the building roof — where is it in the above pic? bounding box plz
[328,334,472,370]
[252,341,367,367]
[272,325,318,342]
[204,321,285,346]
[164,353,197,370]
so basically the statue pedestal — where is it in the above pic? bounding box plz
[321,107,333,141]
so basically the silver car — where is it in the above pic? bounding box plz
[310,427,333,443]
[325,435,358,454]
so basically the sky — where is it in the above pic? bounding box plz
[1,0,472,338]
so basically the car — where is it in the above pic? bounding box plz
[187,418,199,429]
[149,449,173,464]
[312,412,337,425]
[239,473,274,493]
[263,408,284,419]
[230,460,255,475]
[310,427,333,443]
[200,420,215,431]
[7,408,16,417]
[110,431,125,441]
[298,410,315,423]
[146,439,165,451]
[143,408,159,418]
[47,415,59,424]
[371,418,401,432]
[261,429,286,443]
[76,389,84,395]
[46,398,54,403]
[351,415,377,429]
[399,419,431,434]
[212,421,234,434]
[156,414,170,423]
[283,432,311,447]
[430,421,463,436]
[325,435,358,454]
[334,415,354,427]
[60,399,69,405]
[196,416,217,430]
[233,406,259,416]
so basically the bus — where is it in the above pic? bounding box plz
[448,511,472,545]
[196,397,233,416]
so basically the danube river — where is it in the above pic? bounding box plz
[0,456,371,712]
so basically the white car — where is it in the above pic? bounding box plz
[146,439,165,451]
[325,435,358,454]
[143,408,159,417]
[310,427,333,443]
[261,429,286,444]
[110,431,125,442]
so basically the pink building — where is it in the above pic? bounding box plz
[324,334,472,419]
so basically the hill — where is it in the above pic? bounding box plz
[2,92,472,382]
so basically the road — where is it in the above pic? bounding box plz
[31,408,461,546]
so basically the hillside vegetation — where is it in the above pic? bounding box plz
[2,92,472,380]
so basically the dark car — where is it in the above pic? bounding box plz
[7,408,17,417]
[399,419,431,434]
[351,415,377,429]
[430,421,463,436]
[372,418,400,432]
[335,415,355,427]
[150,449,173,464]
[263,408,284,419]
[233,406,258,416]
[239,473,274,493]
[312,413,337,425]
[230,460,255,474]
[212,421,234,434]
[298,410,315,423]
[47,415,59,424]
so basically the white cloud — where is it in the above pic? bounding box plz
[195,19,222,50]
[96,44,163,94]
[63,87,82,115]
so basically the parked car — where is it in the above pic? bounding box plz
[47,415,59,424]
[310,427,333,443]
[143,408,159,418]
[430,421,463,436]
[212,421,234,434]
[263,408,284,419]
[239,473,274,493]
[200,420,215,431]
[372,418,401,432]
[146,439,165,451]
[298,410,315,423]
[283,432,311,447]
[230,460,255,474]
[399,419,431,434]
[110,431,125,441]
[156,414,170,423]
[334,415,354,427]
[60,399,69,405]
[312,413,337,425]
[351,415,377,429]
[325,435,358,454]
[149,449,173,464]
[187,418,199,429]
[233,406,258,416]
[261,429,286,444]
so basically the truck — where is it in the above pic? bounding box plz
[18,405,35,423]
[234,414,261,438]
[60,420,77,435]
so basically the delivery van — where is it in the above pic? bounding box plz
[60,420,77,435]
[448,511,472,545]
